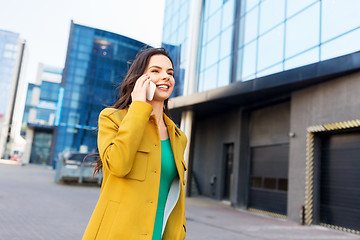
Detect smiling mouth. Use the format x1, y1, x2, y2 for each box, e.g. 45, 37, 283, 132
157, 85, 169, 89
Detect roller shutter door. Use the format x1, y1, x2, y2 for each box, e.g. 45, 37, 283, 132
248, 144, 289, 215
320, 132, 360, 231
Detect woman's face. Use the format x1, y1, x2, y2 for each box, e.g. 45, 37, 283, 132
144, 54, 175, 102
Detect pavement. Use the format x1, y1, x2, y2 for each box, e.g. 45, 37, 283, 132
0, 160, 359, 240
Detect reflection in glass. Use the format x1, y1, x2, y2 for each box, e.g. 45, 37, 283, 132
259, 0, 285, 35
321, 28, 360, 61
257, 24, 284, 71
218, 56, 231, 87
220, 26, 233, 59
284, 48, 318, 70
206, 37, 220, 68
286, 0, 317, 18
243, 7, 258, 45
203, 64, 218, 91
285, 3, 319, 58
207, 10, 222, 41
245, 0, 259, 13
240, 41, 257, 81
222, 0, 235, 30
321, 0, 360, 42
209, 0, 222, 16
256, 63, 282, 78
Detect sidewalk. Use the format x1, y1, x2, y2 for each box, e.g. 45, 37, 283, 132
0, 162, 358, 240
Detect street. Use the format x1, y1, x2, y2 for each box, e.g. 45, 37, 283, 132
0, 161, 358, 240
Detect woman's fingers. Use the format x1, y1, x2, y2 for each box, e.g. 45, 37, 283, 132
131, 74, 152, 102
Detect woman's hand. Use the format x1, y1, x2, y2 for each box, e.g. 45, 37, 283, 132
131, 74, 151, 102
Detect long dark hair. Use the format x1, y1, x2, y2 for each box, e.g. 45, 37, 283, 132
93, 47, 174, 176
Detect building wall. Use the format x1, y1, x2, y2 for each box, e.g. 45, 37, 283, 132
192, 109, 240, 199
288, 71, 360, 222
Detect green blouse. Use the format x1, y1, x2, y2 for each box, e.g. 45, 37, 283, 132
152, 138, 177, 240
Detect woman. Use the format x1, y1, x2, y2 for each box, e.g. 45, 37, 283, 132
82, 48, 188, 240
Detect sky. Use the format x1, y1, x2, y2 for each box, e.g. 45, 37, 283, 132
0, 0, 165, 83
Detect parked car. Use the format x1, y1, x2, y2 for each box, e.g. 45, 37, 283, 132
55, 152, 102, 185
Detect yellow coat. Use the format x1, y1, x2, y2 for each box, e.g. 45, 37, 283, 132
82, 101, 187, 240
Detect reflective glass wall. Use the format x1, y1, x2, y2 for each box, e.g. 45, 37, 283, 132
237, 0, 360, 81
0, 30, 20, 116
198, 0, 236, 91
162, 0, 191, 96
53, 23, 145, 165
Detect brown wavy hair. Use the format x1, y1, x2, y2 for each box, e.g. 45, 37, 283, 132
92, 47, 174, 176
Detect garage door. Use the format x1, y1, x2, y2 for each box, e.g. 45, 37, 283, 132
320, 132, 360, 231
248, 144, 289, 216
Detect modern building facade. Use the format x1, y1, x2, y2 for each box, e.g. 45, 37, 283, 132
21, 63, 62, 165
0, 29, 27, 159
163, 0, 360, 234
50, 21, 147, 167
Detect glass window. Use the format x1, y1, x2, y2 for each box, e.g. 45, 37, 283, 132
209, 0, 223, 16
284, 48, 319, 70
203, 64, 218, 91
285, 3, 320, 58
321, 0, 360, 42
198, 71, 205, 92
243, 7, 259, 45
321, 28, 360, 61
220, 26, 233, 59
222, 0, 235, 30
245, 0, 259, 13
207, 9, 222, 41
200, 45, 207, 71
286, 0, 317, 18
257, 24, 284, 71
205, 36, 220, 68
256, 63, 283, 78
239, 41, 257, 81
259, 0, 285, 35
218, 56, 231, 87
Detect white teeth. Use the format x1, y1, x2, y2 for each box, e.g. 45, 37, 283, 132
158, 85, 169, 89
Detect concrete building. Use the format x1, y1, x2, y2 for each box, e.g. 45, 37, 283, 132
162, 0, 360, 234
21, 64, 62, 165
0, 29, 27, 159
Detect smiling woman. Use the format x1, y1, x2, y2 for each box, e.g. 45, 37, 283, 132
82, 48, 188, 240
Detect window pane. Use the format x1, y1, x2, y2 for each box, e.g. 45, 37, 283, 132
220, 26, 233, 59
205, 36, 220, 68
243, 7, 259, 45
245, 0, 259, 12
259, 0, 285, 35
264, 177, 276, 189
218, 56, 231, 87
222, 0, 235, 30
321, 28, 360, 61
203, 64, 218, 91
287, 0, 317, 17
257, 24, 284, 71
257, 63, 282, 78
240, 41, 257, 80
284, 48, 319, 70
285, 3, 320, 58
322, 0, 360, 42
207, 10, 222, 41
209, 0, 222, 16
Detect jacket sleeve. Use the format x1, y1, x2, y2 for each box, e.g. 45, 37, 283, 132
97, 101, 153, 177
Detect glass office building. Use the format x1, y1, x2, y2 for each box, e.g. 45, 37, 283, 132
163, 0, 360, 235
21, 64, 62, 165
164, 0, 360, 93
0, 29, 27, 159
51, 22, 146, 166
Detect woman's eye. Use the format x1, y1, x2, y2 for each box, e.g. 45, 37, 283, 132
151, 70, 159, 73
168, 72, 174, 76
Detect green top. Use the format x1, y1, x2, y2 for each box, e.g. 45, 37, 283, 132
152, 138, 177, 240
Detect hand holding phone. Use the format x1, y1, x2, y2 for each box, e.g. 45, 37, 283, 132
146, 81, 156, 101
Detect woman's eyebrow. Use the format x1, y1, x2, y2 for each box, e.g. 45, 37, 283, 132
149, 65, 174, 71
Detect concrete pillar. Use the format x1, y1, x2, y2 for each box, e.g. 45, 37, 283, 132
180, 0, 203, 195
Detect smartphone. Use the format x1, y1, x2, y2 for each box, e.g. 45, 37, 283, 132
146, 81, 156, 101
